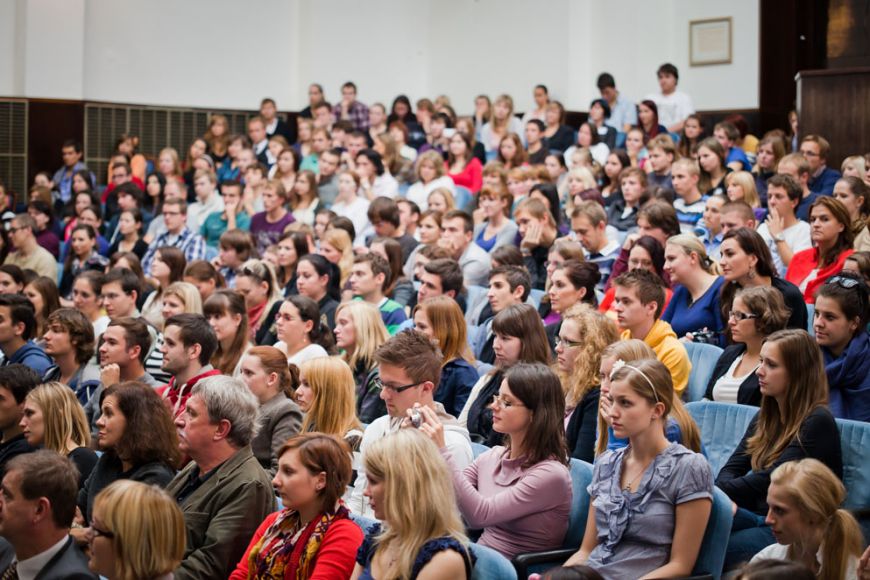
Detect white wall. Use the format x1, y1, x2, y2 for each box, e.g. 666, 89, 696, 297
2, 0, 759, 113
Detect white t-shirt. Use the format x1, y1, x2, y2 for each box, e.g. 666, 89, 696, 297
711, 353, 757, 403
405, 175, 456, 211
331, 196, 371, 246
645, 90, 695, 129
751, 542, 858, 579
757, 221, 812, 277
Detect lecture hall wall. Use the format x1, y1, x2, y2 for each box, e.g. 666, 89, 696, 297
0, 0, 759, 114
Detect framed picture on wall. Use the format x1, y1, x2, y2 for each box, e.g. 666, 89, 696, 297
690, 17, 732, 66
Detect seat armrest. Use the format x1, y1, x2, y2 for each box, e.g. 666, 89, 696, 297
512, 548, 577, 578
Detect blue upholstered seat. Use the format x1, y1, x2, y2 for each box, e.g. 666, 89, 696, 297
683, 342, 724, 403
685, 401, 759, 478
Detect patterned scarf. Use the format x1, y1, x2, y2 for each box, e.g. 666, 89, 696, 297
248, 504, 350, 580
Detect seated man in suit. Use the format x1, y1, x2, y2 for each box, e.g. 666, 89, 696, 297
0, 450, 96, 579
165, 374, 275, 580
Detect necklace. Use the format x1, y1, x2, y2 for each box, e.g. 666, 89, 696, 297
621, 447, 650, 492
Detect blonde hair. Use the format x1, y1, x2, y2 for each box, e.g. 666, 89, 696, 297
841, 155, 867, 177
363, 429, 469, 580
414, 296, 474, 364
321, 228, 354, 287
336, 301, 390, 372
770, 459, 863, 580
725, 171, 761, 209
158, 147, 181, 176
427, 187, 456, 211
163, 281, 203, 315
594, 340, 701, 455
26, 382, 90, 453
299, 356, 363, 436
491, 94, 515, 135
558, 304, 619, 407
93, 480, 186, 580
666, 233, 721, 275
415, 151, 446, 182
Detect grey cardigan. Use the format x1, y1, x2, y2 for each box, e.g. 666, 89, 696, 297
472, 219, 519, 254
251, 393, 303, 476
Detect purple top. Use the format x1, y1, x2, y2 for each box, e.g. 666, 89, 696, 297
441, 445, 571, 559
250, 211, 295, 254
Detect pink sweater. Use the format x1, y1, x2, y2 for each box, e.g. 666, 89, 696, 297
441, 445, 571, 559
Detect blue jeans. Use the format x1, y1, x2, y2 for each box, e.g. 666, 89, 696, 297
725, 507, 776, 570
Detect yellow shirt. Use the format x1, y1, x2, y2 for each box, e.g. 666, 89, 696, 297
621, 319, 691, 397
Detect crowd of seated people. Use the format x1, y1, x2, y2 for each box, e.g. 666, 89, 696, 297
0, 64, 869, 580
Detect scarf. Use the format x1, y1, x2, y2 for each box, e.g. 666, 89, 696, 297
248, 300, 270, 339
248, 504, 350, 580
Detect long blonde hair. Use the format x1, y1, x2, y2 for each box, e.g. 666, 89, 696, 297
666, 233, 721, 275
163, 281, 203, 315
770, 459, 863, 580
26, 382, 90, 453
299, 356, 362, 437
93, 480, 186, 580
363, 429, 469, 580
725, 171, 761, 209
322, 228, 354, 287
558, 304, 619, 407
595, 340, 701, 455
336, 301, 389, 372
747, 329, 829, 471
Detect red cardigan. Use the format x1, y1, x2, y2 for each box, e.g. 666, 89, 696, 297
785, 247, 853, 303
447, 157, 483, 193
230, 510, 363, 580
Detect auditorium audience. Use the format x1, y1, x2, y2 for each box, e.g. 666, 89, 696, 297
706, 286, 790, 406
716, 329, 842, 568
240, 346, 303, 475
565, 358, 713, 577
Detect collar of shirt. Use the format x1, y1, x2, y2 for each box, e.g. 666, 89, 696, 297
17, 535, 68, 580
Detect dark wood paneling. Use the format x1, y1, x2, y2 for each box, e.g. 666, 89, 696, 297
27, 99, 84, 184
797, 67, 870, 168
827, 0, 870, 68
759, 0, 828, 136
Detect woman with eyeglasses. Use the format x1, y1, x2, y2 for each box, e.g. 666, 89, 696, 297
417, 362, 572, 560
716, 329, 842, 568
706, 286, 790, 406
813, 271, 870, 422
564, 358, 713, 578
786, 197, 855, 303
459, 304, 552, 446
556, 304, 619, 463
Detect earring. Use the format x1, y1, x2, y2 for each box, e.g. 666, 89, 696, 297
748, 267, 756, 280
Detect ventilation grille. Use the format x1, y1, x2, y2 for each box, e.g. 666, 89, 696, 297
0, 100, 28, 204
85, 104, 255, 186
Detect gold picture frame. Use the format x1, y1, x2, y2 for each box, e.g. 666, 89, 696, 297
690, 17, 732, 66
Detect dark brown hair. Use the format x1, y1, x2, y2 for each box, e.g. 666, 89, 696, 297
375, 329, 444, 386
504, 363, 568, 468
491, 304, 552, 366
203, 290, 250, 375
102, 381, 181, 468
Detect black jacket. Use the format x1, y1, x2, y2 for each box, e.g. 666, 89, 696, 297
704, 344, 762, 406
566, 388, 601, 463
0, 535, 96, 579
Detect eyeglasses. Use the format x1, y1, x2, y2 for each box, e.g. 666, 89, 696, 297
374, 377, 422, 394
729, 311, 760, 321
8, 226, 27, 233
828, 275, 860, 289
491, 395, 525, 409
92, 525, 115, 539
554, 336, 583, 348
162, 211, 182, 217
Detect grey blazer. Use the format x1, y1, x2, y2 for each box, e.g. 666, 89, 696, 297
472, 219, 519, 254
251, 393, 303, 476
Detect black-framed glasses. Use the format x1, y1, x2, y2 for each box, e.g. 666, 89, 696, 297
491, 395, 525, 409
374, 377, 423, 394
828, 275, 860, 289
92, 525, 115, 539
554, 336, 583, 348
729, 311, 760, 321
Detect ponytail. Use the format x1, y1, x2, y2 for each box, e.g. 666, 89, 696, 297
818, 508, 863, 580
284, 363, 301, 399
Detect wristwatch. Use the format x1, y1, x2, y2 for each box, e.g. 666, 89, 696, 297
773, 233, 786, 243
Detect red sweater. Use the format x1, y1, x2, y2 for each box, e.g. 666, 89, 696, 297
785, 246, 853, 303
229, 510, 363, 580
447, 157, 483, 193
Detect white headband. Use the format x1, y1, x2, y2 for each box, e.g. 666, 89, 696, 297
610, 359, 660, 404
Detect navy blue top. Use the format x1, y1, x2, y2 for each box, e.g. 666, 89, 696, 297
474, 228, 498, 253
823, 330, 870, 422
356, 523, 473, 580
661, 277, 726, 343
436, 359, 478, 418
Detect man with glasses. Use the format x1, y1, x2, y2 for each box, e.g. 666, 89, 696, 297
141, 199, 207, 276
4, 214, 57, 281
349, 330, 472, 517
800, 134, 841, 196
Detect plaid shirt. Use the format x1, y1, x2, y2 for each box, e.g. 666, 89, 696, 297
333, 100, 370, 131
142, 227, 207, 275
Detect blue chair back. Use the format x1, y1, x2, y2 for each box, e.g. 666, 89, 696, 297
454, 186, 474, 212
470, 543, 517, 580
683, 342, 724, 402
691, 487, 734, 580
807, 303, 815, 335
465, 286, 488, 320
527, 289, 545, 310
686, 401, 759, 478
349, 511, 379, 536
471, 442, 490, 459
563, 459, 594, 549
836, 418, 870, 511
